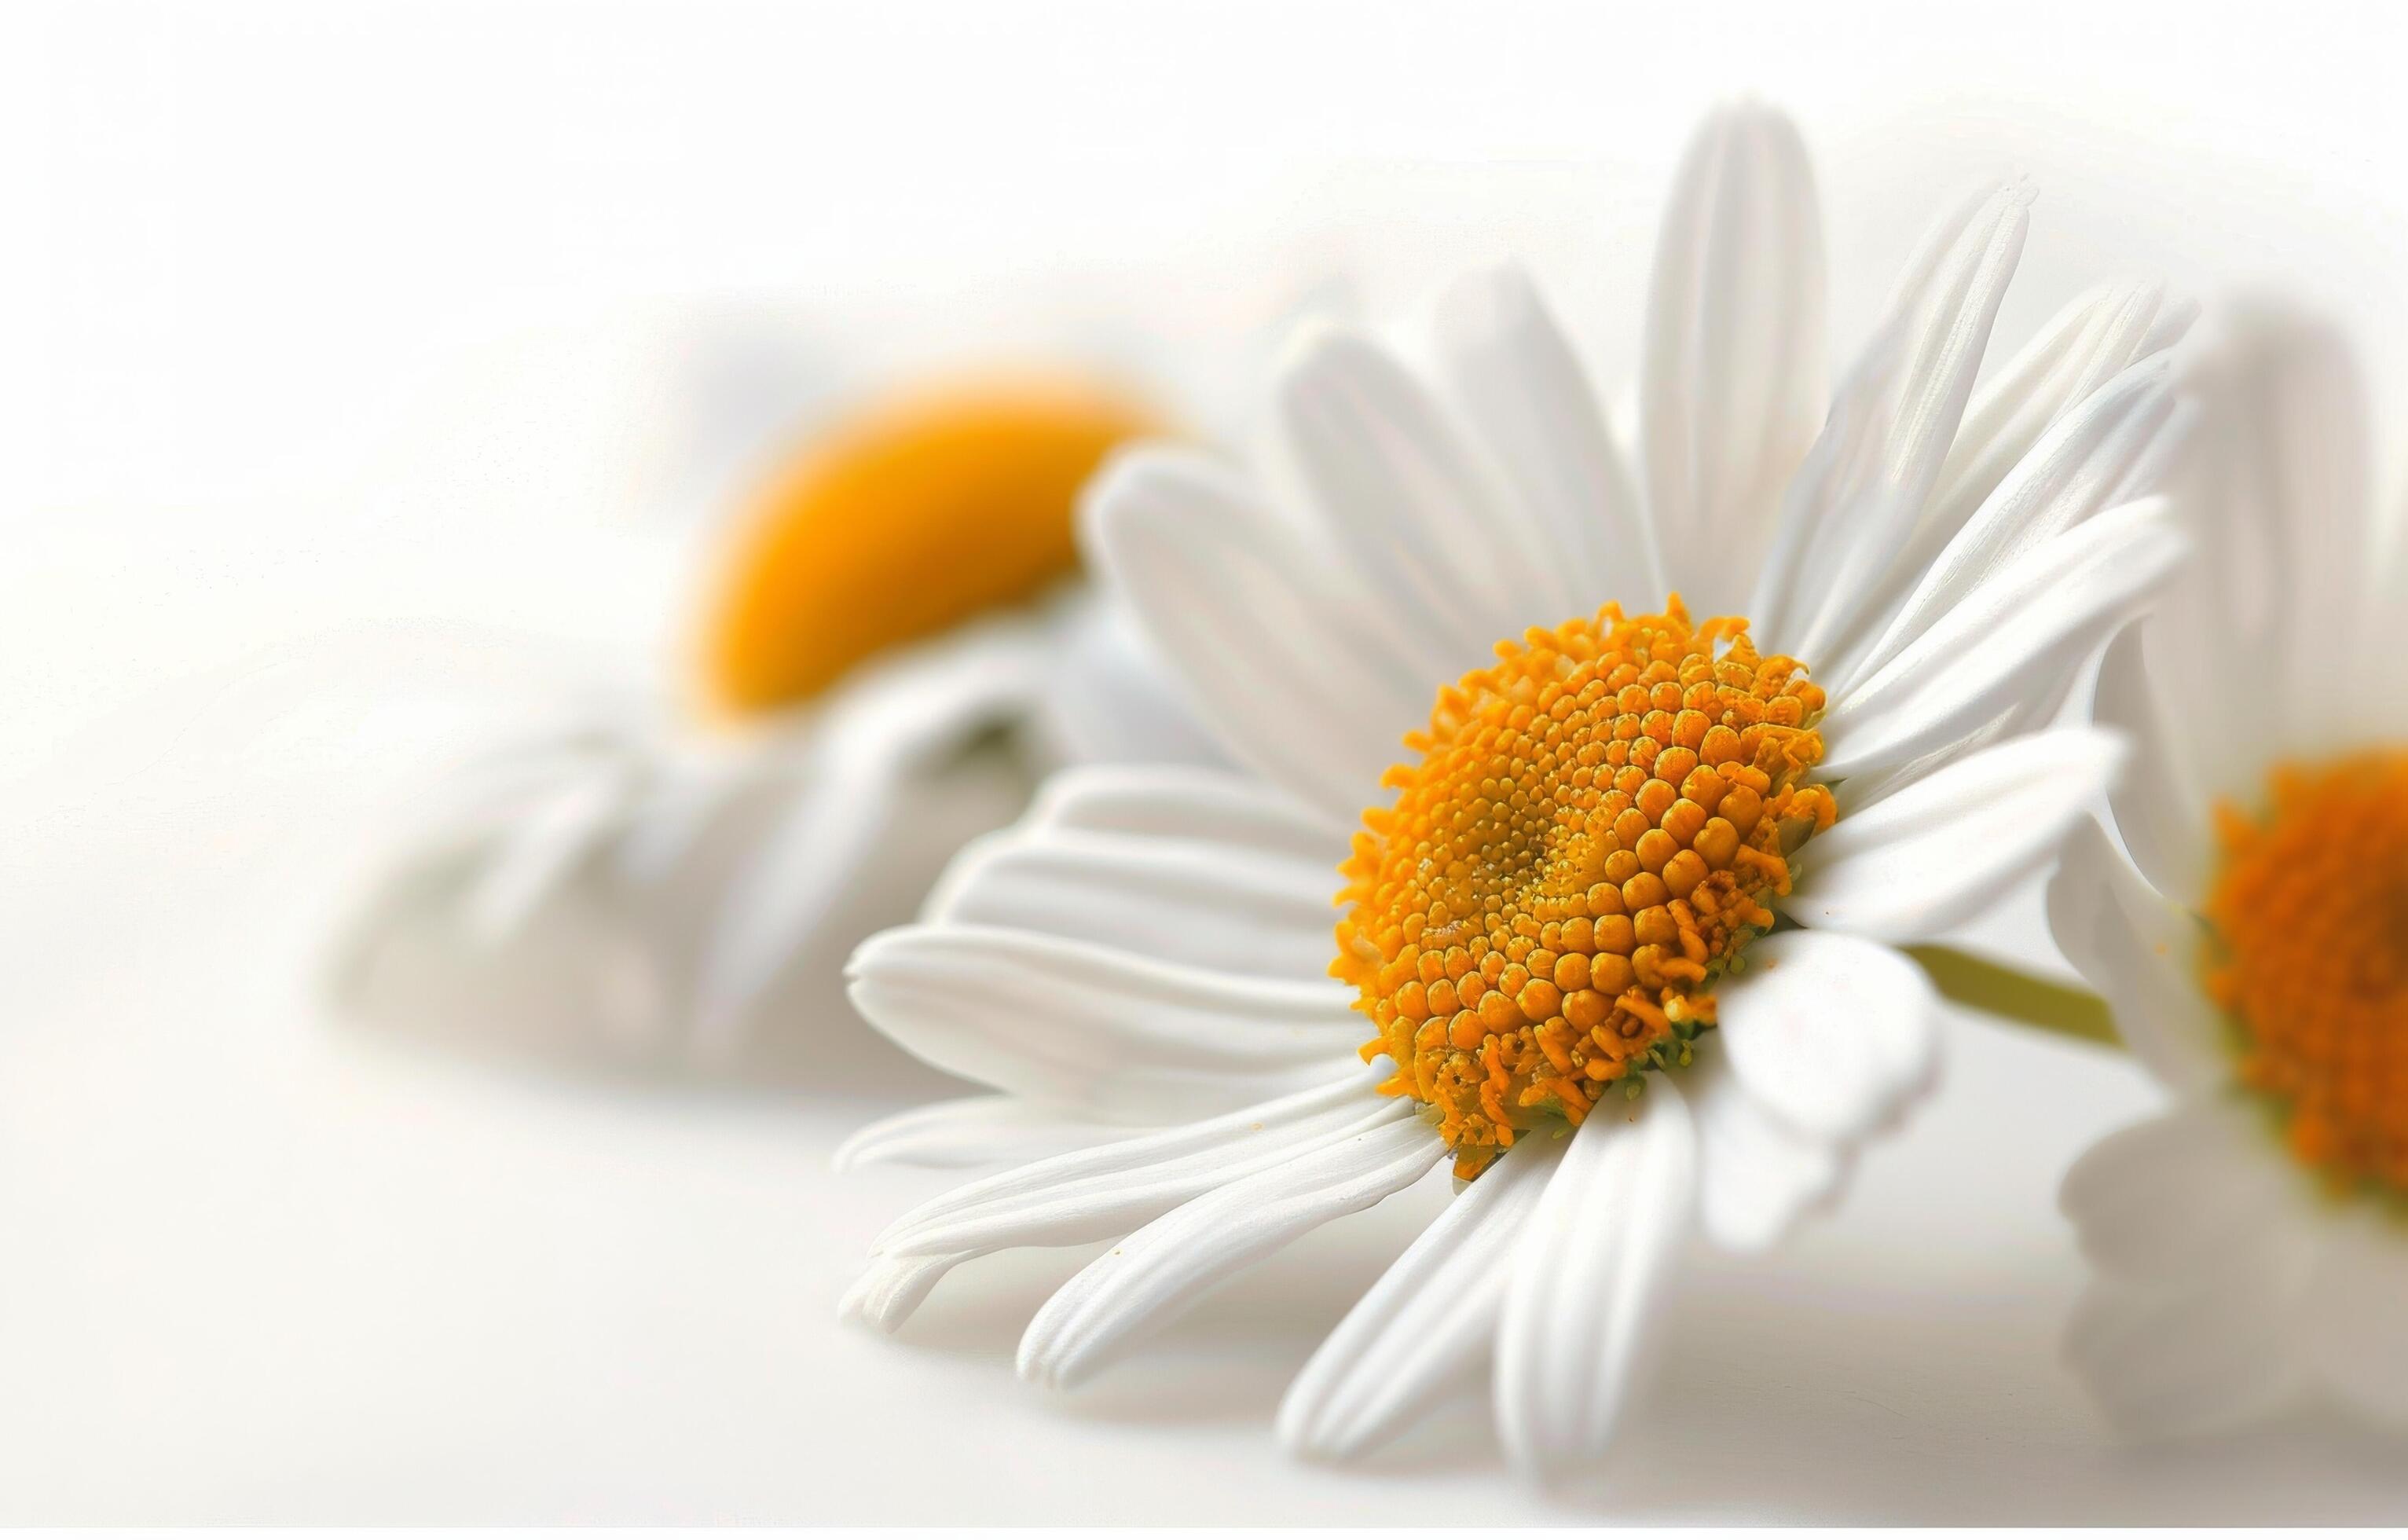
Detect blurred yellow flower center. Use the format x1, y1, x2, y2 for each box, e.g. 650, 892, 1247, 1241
700, 377, 1156, 714
2204, 751, 2408, 1196
1335, 600, 1834, 1180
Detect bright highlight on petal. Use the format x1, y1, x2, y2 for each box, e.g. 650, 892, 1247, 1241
1336, 600, 1834, 1177
2205, 751, 2408, 1195
701, 377, 1157, 713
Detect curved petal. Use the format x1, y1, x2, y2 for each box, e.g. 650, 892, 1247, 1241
832, 1096, 1126, 1172
1021, 761, 1350, 864
1494, 1076, 1698, 1478
2044, 818, 2224, 1094
1687, 1053, 1846, 1252
1753, 182, 2031, 663
1083, 446, 1431, 820
925, 826, 1336, 982
1640, 102, 1828, 617
2059, 1104, 2294, 1281
1794, 728, 2126, 944
1278, 1124, 1566, 1461
1816, 498, 2186, 781
1016, 1109, 1444, 1388
2090, 624, 2212, 907
841, 1250, 969, 1334
846, 924, 1361, 1123
1433, 261, 1657, 614
1713, 930, 1940, 1144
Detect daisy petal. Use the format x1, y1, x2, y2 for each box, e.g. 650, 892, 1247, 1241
1016, 1110, 1445, 1388
832, 1095, 1124, 1172
2300, 1216, 2408, 1427
1713, 930, 1939, 1143
2059, 1105, 2291, 1281
1754, 182, 2031, 663
924, 826, 1336, 981
1640, 102, 1827, 617
1021, 762, 1347, 864
1434, 261, 1656, 614
1278, 1126, 1567, 1461
464, 764, 629, 943
1816, 498, 2186, 782
1688, 1053, 1846, 1252
1494, 1076, 1698, 1478
1796, 728, 2127, 944
847, 925, 1360, 1123
871, 1070, 1390, 1260
1083, 446, 1435, 820
2090, 625, 2211, 905
2065, 1273, 2304, 1441
841, 1251, 968, 1333
2044, 817, 2225, 1093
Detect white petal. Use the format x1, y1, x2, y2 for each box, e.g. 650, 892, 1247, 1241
1024, 592, 1226, 768
2059, 1105, 2293, 1281
1016, 1109, 1444, 1388
463, 763, 631, 943
840, 1251, 967, 1334
1494, 1076, 1698, 1478
2090, 624, 2212, 906
1795, 728, 2126, 944
871, 1070, 1390, 1261
690, 622, 1051, 1051
846, 925, 1361, 1123
1754, 182, 2031, 663
924, 825, 1336, 982
1083, 446, 1432, 820
1640, 102, 1828, 618
832, 1096, 1125, 1172
2065, 1272, 2304, 1440
1817, 498, 2186, 781
1688, 1053, 1845, 1252
1713, 930, 1939, 1143
1021, 762, 1349, 865
2301, 1216, 2408, 1428
1831, 354, 2184, 696
2044, 817, 2225, 1093
1276, 325, 1535, 676
1432, 262, 1657, 614
1278, 1126, 1566, 1461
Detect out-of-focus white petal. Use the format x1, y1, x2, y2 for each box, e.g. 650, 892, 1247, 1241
2065, 1270, 2305, 1440
2090, 624, 2212, 906
1795, 728, 2125, 944
846, 925, 1360, 1122
1016, 1110, 1444, 1388
1687, 1053, 1847, 1252
1753, 182, 2031, 662
2301, 1216, 2408, 1428
1816, 499, 2186, 782
1083, 446, 1432, 821
1024, 592, 1226, 769
2045, 818, 2225, 1094
1639, 102, 1828, 618
1434, 261, 1657, 615
1279, 1124, 1565, 1462
2059, 1105, 2293, 1280
1494, 1076, 1697, 1478
1713, 930, 1939, 1143
832, 1096, 1126, 1172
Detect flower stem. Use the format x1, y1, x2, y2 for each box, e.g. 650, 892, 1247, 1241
1904, 944, 2123, 1050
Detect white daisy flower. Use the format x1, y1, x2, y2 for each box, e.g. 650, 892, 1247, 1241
2049, 302, 2408, 1440
332, 376, 1221, 1073
839, 103, 2197, 1476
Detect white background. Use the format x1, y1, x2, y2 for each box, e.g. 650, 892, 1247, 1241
6, 1, 2408, 1521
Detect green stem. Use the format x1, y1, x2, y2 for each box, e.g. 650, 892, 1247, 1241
1904, 944, 2124, 1050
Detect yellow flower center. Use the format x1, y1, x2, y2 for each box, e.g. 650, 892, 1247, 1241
698, 376, 1157, 715
1335, 600, 1834, 1180
2204, 751, 2408, 1197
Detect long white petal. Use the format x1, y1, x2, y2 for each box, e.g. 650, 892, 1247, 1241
847, 925, 1361, 1122
840, 1251, 969, 1334
1494, 1076, 1698, 1478
1433, 262, 1657, 614
1278, 1127, 1566, 1461
1712, 930, 1939, 1143
1687, 1052, 1847, 1252
2044, 818, 2225, 1094
1794, 728, 2125, 944
1640, 101, 1828, 618
1083, 446, 1433, 821
1817, 498, 2186, 782
1016, 1110, 1444, 1388
832, 1096, 1126, 1172
2089, 624, 2212, 906
1020, 761, 1350, 864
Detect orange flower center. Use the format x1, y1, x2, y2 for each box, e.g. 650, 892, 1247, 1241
1334, 599, 1834, 1180
2204, 751, 2408, 1197
698, 376, 1157, 715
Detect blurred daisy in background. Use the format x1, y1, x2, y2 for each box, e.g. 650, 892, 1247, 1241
839, 101, 2195, 1477
323, 291, 1343, 1076
2051, 304, 2408, 1440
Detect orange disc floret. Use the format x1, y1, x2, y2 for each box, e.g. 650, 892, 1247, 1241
2204, 751, 2408, 1197
698, 376, 1158, 716
1333, 598, 1834, 1179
